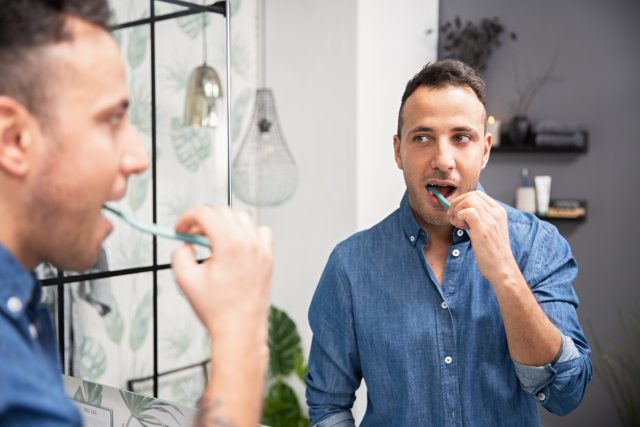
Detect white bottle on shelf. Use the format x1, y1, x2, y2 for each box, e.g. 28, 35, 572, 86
515, 168, 536, 213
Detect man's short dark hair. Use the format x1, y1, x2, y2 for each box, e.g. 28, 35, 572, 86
0, 0, 112, 124
396, 59, 487, 137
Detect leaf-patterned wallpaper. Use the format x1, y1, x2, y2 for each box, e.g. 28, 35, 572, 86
62, 0, 259, 409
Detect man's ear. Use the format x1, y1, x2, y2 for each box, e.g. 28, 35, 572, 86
480, 131, 492, 170
0, 96, 36, 177
393, 134, 403, 170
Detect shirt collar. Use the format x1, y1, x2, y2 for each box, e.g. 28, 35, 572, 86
400, 183, 486, 246
0, 244, 38, 318
400, 192, 424, 246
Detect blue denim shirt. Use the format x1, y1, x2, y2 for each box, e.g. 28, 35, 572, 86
0, 245, 82, 426
305, 192, 592, 427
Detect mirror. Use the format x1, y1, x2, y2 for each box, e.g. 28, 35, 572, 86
38, 0, 251, 409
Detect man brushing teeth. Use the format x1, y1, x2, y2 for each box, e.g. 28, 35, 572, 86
306, 60, 591, 426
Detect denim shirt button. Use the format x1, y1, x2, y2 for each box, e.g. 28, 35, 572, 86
537, 392, 546, 401
456, 229, 464, 237
452, 249, 461, 257
6, 296, 23, 314
29, 323, 38, 340
441, 301, 448, 309
409, 235, 415, 242
444, 356, 453, 364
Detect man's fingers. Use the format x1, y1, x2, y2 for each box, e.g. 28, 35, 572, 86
456, 207, 482, 230
235, 210, 257, 235
257, 226, 273, 252
175, 206, 242, 248
171, 243, 200, 290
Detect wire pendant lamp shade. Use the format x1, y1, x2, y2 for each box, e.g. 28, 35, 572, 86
231, 0, 298, 206
232, 88, 298, 206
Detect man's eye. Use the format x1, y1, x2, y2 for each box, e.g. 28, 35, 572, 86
109, 112, 125, 127
414, 135, 430, 143
454, 134, 471, 143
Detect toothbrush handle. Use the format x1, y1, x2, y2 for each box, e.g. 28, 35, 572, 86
175, 232, 210, 248
147, 223, 210, 248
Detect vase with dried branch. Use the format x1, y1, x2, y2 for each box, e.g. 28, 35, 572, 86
507, 52, 558, 145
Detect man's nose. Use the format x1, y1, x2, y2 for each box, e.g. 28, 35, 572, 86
122, 124, 149, 175
431, 140, 455, 171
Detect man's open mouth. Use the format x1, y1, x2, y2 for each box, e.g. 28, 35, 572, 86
426, 183, 457, 199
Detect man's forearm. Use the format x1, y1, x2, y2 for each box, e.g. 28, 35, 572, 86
196, 335, 269, 427
490, 257, 562, 366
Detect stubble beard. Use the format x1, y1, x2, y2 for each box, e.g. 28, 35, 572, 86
26, 154, 102, 272
408, 180, 478, 229
407, 184, 450, 228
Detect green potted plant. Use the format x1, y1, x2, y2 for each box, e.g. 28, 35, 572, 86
262, 306, 310, 427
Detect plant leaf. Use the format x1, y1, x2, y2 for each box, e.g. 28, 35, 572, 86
262, 380, 302, 427
170, 117, 212, 173
176, 13, 210, 39
128, 170, 150, 213
119, 390, 183, 425
104, 298, 124, 344
77, 337, 107, 381
268, 306, 302, 377
294, 349, 308, 383
127, 25, 148, 69
129, 289, 153, 352
84, 381, 104, 406
73, 386, 85, 402
128, 79, 152, 136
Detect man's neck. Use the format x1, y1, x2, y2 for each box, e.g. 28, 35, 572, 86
0, 207, 38, 270
421, 222, 453, 246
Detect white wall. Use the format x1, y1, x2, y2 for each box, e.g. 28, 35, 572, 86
261, 0, 437, 421
261, 0, 358, 357
356, 0, 439, 230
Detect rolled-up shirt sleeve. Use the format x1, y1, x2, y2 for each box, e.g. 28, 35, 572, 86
305, 248, 360, 426
515, 221, 593, 416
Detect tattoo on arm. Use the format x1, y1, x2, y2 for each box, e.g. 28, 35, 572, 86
196, 398, 237, 427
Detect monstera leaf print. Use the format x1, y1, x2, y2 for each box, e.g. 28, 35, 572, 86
120, 389, 184, 427
128, 169, 150, 213
127, 24, 148, 69
170, 117, 212, 173
128, 79, 152, 137
73, 381, 104, 407
129, 289, 152, 352
176, 12, 210, 39
103, 299, 124, 344
77, 337, 107, 381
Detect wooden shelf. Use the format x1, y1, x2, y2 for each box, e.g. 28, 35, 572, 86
535, 200, 587, 222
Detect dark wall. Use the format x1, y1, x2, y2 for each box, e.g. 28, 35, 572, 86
439, 0, 640, 425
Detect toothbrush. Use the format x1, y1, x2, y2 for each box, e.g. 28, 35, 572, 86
427, 185, 451, 209
102, 205, 210, 248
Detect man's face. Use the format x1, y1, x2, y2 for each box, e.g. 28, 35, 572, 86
394, 85, 491, 229
25, 18, 148, 270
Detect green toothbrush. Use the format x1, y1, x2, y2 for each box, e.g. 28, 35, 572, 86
102, 205, 210, 248
427, 185, 451, 209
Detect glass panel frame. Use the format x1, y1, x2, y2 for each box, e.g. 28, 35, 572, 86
52, 0, 231, 404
